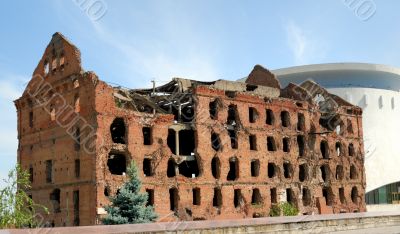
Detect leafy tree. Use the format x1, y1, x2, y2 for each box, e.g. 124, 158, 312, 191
0, 165, 48, 228
269, 202, 298, 217
102, 162, 158, 224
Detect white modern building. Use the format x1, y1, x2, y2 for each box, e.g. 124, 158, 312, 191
272, 63, 400, 206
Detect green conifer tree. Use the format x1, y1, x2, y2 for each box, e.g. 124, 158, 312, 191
102, 161, 158, 224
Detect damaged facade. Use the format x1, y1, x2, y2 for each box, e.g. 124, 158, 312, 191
15, 33, 366, 227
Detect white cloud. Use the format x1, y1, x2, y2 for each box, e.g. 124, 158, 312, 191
285, 21, 329, 65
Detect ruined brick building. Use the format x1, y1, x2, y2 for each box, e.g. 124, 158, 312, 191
15, 33, 366, 227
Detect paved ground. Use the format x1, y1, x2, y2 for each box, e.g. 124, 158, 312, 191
332, 225, 400, 234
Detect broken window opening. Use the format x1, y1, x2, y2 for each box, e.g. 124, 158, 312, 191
192, 188, 201, 205
73, 190, 80, 226
302, 187, 311, 206
45, 160, 53, 183
181, 101, 195, 123
167, 159, 176, 178
283, 162, 292, 179
249, 134, 257, 151
234, 189, 243, 208
44, 60, 49, 75
179, 130, 195, 155
336, 165, 344, 180
251, 159, 260, 177
211, 157, 220, 179
74, 94, 80, 113
320, 140, 329, 159
178, 159, 199, 178
339, 187, 345, 204
50, 188, 61, 213
286, 188, 295, 205
283, 137, 290, 153
74, 127, 81, 151
299, 164, 307, 182
227, 157, 239, 181
297, 113, 305, 131
347, 119, 354, 134
146, 189, 155, 206
322, 187, 333, 206
211, 132, 222, 151
104, 186, 110, 197
169, 188, 179, 211
228, 129, 238, 149
351, 187, 358, 203
297, 135, 305, 157
213, 188, 222, 207
209, 99, 220, 120
50, 106, 56, 121
249, 107, 258, 123
320, 164, 330, 182
336, 142, 342, 156
110, 118, 126, 144
143, 158, 154, 177
74, 159, 80, 178
227, 104, 239, 126
29, 165, 34, 183
348, 143, 355, 156
246, 84, 258, 91
268, 163, 277, 178
266, 109, 274, 125
267, 136, 277, 151
270, 188, 277, 204
350, 164, 358, 180
107, 153, 127, 175
251, 188, 262, 205
167, 129, 176, 154
29, 111, 34, 128
225, 91, 237, 98
142, 127, 153, 145
281, 111, 290, 127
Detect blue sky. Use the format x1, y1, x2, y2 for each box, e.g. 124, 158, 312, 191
1, 0, 400, 182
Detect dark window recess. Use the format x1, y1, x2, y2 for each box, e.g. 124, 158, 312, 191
283, 137, 290, 152
107, 153, 126, 175
267, 136, 277, 151
227, 158, 239, 181
266, 109, 274, 125
29, 166, 34, 183
178, 160, 199, 178
347, 119, 354, 134
336, 165, 344, 180
74, 159, 80, 178
251, 188, 262, 205
302, 188, 311, 206
268, 163, 277, 178
50, 189, 61, 213
228, 129, 238, 149
73, 190, 79, 226
281, 111, 290, 127
179, 130, 195, 155
251, 159, 260, 177
74, 127, 81, 151
213, 188, 222, 207
211, 157, 221, 179
299, 164, 307, 182
46, 160, 53, 183
29, 111, 34, 128
320, 164, 330, 182
351, 187, 358, 203
104, 186, 110, 197
143, 158, 154, 176
286, 188, 294, 204
146, 189, 154, 206
209, 99, 219, 120
169, 188, 179, 211
227, 104, 238, 126
350, 165, 358, 179
297, 135, 305, 157
167, 129, 176, 154
192, 188, 201, 205
249, 135, 257, 151
234, 189, 243, 208
283, 162, 292, 179
348, 143, 355, 156
297, 113, 305, 131
322, 187, 333, 206
339, 187, 345, 204
320, 140, 329, 159
142, 127, 152, 145
225, 91, 237, 98
249, 107, 258, 123
270, 188, 277, 204
246, 84, 258, 91
211, 132, 222, 151
336, 142, 342, 156
167, 159, 176, 177
110, 118, 126, 144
